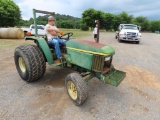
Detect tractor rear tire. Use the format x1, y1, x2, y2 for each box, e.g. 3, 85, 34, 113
65, 73, 88, 106
14, 45, 46, 82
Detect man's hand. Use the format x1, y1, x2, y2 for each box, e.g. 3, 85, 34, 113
59, 31, 63, 35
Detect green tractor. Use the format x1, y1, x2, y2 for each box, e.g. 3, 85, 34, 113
14, 9, 126, 106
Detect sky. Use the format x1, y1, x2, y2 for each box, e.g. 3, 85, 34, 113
13, 0, 160, 20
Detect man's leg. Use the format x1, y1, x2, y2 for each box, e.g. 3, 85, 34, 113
56, 38, 66, 46
94, 34, 97, 42
50, 38, 62, 59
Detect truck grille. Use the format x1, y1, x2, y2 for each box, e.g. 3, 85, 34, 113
127, 32, 137, 38
92, 55, 105, 72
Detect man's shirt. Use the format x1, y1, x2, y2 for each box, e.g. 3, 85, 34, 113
45, 24, 57, 40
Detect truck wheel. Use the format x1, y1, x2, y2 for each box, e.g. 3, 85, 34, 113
136, 41, 140, 44
118, 37, 121, 42
65, 73, 88, 106
115, 36, 117, 39
14, 45, 46, 82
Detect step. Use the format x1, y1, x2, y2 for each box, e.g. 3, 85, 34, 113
103, 69, 126, 87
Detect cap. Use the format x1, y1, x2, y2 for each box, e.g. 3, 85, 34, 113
48, 16, 55, 21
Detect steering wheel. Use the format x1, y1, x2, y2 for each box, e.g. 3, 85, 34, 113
59, 32, 73, 40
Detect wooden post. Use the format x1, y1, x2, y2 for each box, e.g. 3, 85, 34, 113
97, 20, 100, 43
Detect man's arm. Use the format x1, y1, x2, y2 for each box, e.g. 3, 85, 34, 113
46, 26, 60, 36
47, 26, 60, 33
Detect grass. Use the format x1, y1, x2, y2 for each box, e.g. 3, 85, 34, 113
59, 28, 91, 38
0, 39, 32, 49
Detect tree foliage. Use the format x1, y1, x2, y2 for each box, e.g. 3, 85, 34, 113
80, 23, 89, 31
82, 8, 98, 28
132, 16, 150, 31
0, 0, 21, 27
119, 11, 133, 24
150, 20, 160, 32
104, 13, 114, 30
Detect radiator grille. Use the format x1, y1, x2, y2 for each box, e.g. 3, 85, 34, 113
127, 32, 137, 38
92, 55, 105, 72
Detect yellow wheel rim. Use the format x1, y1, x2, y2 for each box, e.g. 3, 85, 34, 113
67, 81, 78, 100
18, 57, 26, 73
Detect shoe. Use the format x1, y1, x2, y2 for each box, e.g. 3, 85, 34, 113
59, 57, 64, 63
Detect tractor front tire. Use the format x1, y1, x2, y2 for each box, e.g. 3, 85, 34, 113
65, 73, 88, 106
14, 45, 46, 82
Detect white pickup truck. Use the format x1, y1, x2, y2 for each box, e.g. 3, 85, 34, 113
115, 24, 141, 44
21, 24, 46, 36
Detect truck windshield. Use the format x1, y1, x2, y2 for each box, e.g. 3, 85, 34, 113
31, 25, 44, 30
122, 26, 138, 30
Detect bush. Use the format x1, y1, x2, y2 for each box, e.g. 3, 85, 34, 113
80, 23, 89, 31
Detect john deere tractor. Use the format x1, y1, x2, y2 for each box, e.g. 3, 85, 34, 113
14, 9, 126, 105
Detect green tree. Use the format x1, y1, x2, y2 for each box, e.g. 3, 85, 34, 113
119, 11, 133, 24
104, 13, 114, 31
150, 20, 160, 32
80, 22, 89, 31
113, 15, 122, 31
74, 20, 81, 29
0, 0, 21, 27
132, 16, 150, 31
57, 20, 74, 28
82, 8, 97, 28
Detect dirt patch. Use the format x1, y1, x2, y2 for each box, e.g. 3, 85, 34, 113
125, 65, 160, 90
130, 104, 149, 113
30, 87, 69, 116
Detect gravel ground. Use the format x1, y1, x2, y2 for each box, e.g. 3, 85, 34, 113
0, 33, 160, 120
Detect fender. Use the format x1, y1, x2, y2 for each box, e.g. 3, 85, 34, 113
25, 36, 53, 65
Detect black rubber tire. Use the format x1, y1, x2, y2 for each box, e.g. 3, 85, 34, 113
136, 41, 140, 44
14, 45, 46, 82
118, 37, 121, 42
65, 73, 88, 106
115, 35, 117, 39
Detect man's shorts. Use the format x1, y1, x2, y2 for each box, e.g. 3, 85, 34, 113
94, 34, 97, 38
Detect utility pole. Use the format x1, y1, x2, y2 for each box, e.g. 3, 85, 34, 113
95, 20, 100, 43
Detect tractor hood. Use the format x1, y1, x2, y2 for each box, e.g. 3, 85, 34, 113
66, 40, 115, 56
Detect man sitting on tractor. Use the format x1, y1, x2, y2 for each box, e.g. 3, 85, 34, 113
45, 16, 66, 59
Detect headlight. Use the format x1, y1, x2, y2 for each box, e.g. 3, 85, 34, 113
138, 33, 141, 37
119, 32, 125, 37
105, 56, 111, 61
104, 56, 112, 68
120, 32, 124, 35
